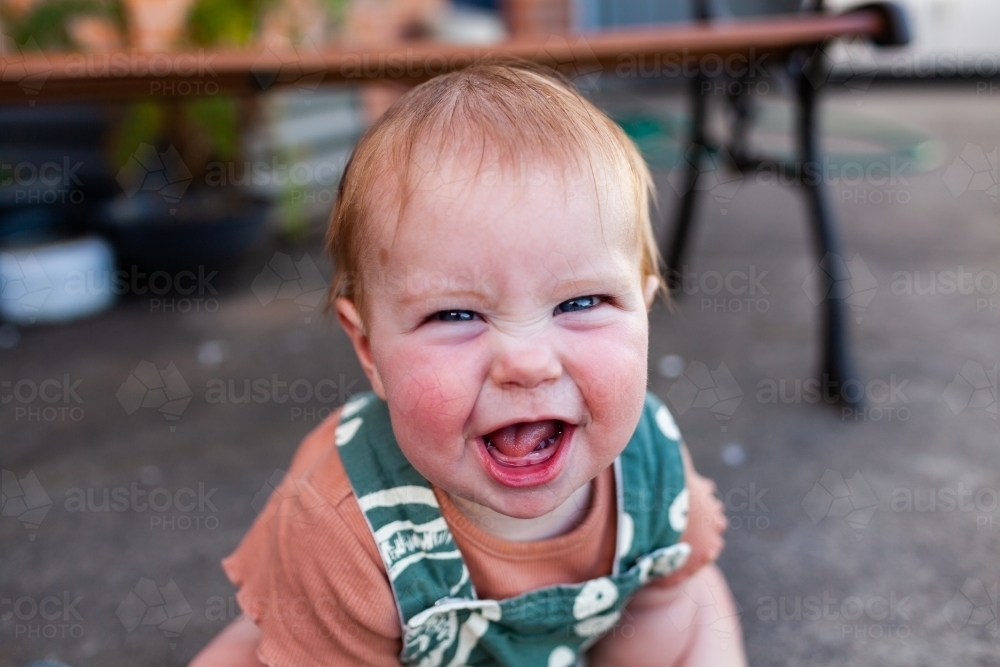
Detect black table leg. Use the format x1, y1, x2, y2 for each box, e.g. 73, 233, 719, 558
664, 72, 708, 291
797, 49, 862, 409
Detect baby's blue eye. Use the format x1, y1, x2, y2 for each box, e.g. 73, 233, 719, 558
434, 310, 477, 322
555, 296, 601, 313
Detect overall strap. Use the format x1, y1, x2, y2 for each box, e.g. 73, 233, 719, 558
335, 393, 476, 630
614, 393, 689, 574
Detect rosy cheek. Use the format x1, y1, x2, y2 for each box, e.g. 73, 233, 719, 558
567, 326, 648, 424
380, 341, 481, 439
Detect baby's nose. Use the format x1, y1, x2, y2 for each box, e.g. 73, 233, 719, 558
489, 342, 561, 389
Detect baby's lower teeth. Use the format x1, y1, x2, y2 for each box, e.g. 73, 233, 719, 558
534, 436, 556, 452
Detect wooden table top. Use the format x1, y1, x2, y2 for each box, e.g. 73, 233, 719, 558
0, 8, 888, 102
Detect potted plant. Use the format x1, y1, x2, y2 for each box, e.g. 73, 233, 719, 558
101, 0, 286, 269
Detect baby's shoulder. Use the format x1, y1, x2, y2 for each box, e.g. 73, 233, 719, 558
281, 403, 364, 507
254, 403, 384, 562
224, 404, 403, 653
229, 399, 390, 574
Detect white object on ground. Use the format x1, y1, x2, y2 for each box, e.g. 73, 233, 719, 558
1, 236, 116, 324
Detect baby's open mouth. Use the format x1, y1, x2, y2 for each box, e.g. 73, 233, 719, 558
483, 420, 564, 467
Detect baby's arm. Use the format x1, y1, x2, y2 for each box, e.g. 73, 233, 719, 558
659, 446, 726, 588
188, 615, 264, 667
588, 447, 747, 667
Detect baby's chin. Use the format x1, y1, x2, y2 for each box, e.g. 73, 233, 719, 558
484, 490, 571, 520
456, 472, 588, 521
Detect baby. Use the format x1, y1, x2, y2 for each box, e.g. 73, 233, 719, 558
192, 61, 746, 667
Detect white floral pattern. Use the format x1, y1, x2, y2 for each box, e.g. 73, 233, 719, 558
617, 511, 635, 558
650, 543, 692, 577
548, 646, 577, 667
669, 487, 689, 533
335, 417, 363, 446
403, 610, 458, 667
574, 610, 622, 637
654, 405, 681, 441
572, 577, 618, 620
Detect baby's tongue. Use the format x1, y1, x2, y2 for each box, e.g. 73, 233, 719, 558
486, 420, 560, 458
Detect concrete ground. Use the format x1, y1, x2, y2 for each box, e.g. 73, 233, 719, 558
2, 83, 998, 667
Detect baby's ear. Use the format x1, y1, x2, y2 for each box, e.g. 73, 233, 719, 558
334, 298, 387, 400
643, 274, 660, 310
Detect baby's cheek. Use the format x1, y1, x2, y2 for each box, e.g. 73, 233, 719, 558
570, 328, 648, 425
381, 345, 480, 437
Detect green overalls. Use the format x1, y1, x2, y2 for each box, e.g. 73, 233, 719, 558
336, 392, 689, 667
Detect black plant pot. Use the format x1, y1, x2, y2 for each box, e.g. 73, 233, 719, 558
99, 189, 272, 271
0, 103, 117, 233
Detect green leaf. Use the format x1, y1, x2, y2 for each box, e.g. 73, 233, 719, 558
187, 0, 264, 47
6, 0, 116, 49
184, 97, 239, 160
113, 101, 165, 171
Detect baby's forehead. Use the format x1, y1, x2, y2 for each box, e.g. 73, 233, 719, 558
358, 155, 640, 304
368, 160, 632, 278
412, 148, 602, 200
388, 137, 637, 231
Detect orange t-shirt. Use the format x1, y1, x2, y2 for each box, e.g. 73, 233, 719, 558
223, 409, 621, 666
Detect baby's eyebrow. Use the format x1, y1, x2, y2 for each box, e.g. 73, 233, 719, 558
547, 271, 635, 298
387, 261, 635, 310
396, 288, 493, 308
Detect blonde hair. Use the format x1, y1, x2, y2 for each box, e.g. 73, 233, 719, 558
325, 58, 664, 320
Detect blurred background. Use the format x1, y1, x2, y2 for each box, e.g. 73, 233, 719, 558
1, 0, 997, 665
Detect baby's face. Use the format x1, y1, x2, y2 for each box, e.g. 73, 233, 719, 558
339, 151, 656, 520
